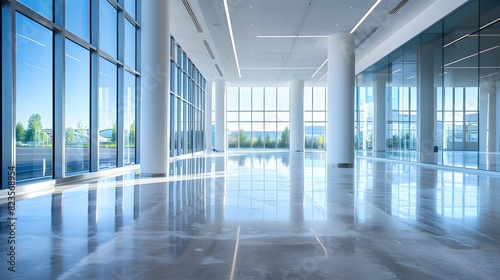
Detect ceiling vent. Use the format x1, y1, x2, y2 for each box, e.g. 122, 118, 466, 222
214, 64, 223, 77
356, 26, 379, 48
203, 40, 215, 59
182, 0, 203, 33
389, 0, 409, 15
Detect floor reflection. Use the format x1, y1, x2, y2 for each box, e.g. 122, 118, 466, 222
1, 152, 500, 279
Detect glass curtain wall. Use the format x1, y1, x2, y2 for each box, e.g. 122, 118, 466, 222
227, 87, 290, 149
356, 0, 500, 171
2, 0, 140, 184
169, 37, 207, 158
304, 87, 327, 150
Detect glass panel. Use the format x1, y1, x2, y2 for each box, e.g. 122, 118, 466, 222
65, 39, 90, 174
239, 122, 251, 148
98, 57, 117, 168
252, 122, 264, 148
252, 87, 264, 110
277, 123, 289, 148
18, 0, 53, 20
125, 0, 136, 19
252, 112, 264, 122
66, 0, 90, 42
227, 122, 239, 148
455, 88, 464, 110
312, 87, 326, 110
125, 20, 136, 69
100, 0, 117, 58
227, 112, 238, 121
465, 87, 477, 111
265, 112, 276, 122
16, 14, 53, 181
304, 87, 313, 111
240, 112, 251, 122
265, 87, 277, 110
277, 87, 289, 110
240, 87, 251, 110
227, 87, 239, 110
264, 122, 277, 149
277, 112, 289, 122
124, 71, 136, 165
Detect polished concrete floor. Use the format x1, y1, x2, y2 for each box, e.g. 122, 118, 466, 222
1, 151, 500, 279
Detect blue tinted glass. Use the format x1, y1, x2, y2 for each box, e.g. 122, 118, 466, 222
99, 0, 117, 57
15, 13, 53, 180
18, 0, 53, 20
65, 39, 90, 174
66, 0, 90, 41
125, 0, 136, 19
125, 20, 136, 69
124, 71, 136, 164
99, 57, 117, 168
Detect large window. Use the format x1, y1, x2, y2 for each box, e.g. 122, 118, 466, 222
98, 58, 117, 169
100, 0, 117, 58
356, 0, 499, 171
15, 14, 53, 181
124, 71, 136, 165
3, 0, 140, 186
65, 39, 90, 174
170, 37, 207, 158
304, 87, 327, 150
227, 87, 291, 149
66, 0, 90, 42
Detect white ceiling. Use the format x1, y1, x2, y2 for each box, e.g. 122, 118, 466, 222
170, 0, 469, 87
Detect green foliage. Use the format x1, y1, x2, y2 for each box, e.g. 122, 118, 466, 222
128, 122, 136, 146
111, 123, 117, 143
16, 122, 26, 143
265, 134, 276, 148
65, 127, 76, 142
228, 131, 238, 148
25, 113, 43, 142
277, 126, 290, 148
254, 134, 264, 148
239, 129, 250, 147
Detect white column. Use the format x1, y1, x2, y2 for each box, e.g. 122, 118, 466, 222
205, 81, 213, 151
417, 44, 436, 163
479, 83, 489, 153
214, 80, 226, 152
327, 33, 355, 167
290, 79, 305, 152
140, 0, 170, 176
488, 81, 500, 152
373, 77, 386, 153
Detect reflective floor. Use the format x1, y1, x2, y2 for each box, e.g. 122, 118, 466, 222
1, 151, 500, 279
356, 149, 500, 171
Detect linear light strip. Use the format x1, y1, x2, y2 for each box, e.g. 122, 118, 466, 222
241, 67, 317, 70
480, 72, 498, 79
350, 0, 382, 34
444, 17, 500, 48
444, 45, 499, 67
311, 59, 328, 78
256, 35, 329, 38
223, 0, 241, 78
